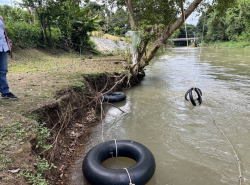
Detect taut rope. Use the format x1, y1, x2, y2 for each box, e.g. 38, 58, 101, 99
204, 103, 244, 184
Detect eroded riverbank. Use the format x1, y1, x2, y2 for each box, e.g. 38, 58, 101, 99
70, 47, 250, 185
0, 48, 132, 185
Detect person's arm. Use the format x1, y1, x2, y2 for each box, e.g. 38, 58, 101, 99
4, 31, 12, 58
0, 16, 12, 57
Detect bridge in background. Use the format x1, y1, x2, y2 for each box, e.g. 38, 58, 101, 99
169, 37, 199, 42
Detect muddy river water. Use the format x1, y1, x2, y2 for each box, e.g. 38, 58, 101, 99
70, 47, 250, 185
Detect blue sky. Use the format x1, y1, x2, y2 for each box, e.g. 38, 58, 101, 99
0, 0, 19, 6
0, 0, 11, 5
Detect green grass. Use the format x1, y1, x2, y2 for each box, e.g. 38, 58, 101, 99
0, 121, 30, 150
0, 119, 33, 172
20, 157, 56, 185
1, 47, 129, 184
0, 155, 13, 170
205, 41, 250, 48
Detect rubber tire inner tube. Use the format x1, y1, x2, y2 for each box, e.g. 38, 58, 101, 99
82, 140, 156, 185
185, 87, 202, 106
103, 92, 126, 102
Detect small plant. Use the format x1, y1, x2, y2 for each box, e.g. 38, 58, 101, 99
20, 157, 56, 185
35, 156, 57, 174
0, 122, 29, 146
115, 48, 132, 64
40, 95, 49, 99
113, 27, 125, 36
21, 170, 48, 185
69, 80, 86, 93
34, 123, 52, 150
27, 113, 41, 121
16, 127, 29, 142
0, 155, 13, 170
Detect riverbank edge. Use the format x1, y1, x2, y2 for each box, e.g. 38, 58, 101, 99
35, 73, 138, 185
0, 46, 140, 184
203, 40, 250, 48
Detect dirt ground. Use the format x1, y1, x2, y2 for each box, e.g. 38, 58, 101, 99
0, 48, 131, 185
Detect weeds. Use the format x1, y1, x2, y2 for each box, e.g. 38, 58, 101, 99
35, 156, 57, 174
68, 80, 87, 93
27, 113, 41, 121
21, 171, 48, 185
20, 157, 56, 185
33, 122, 52, 150
0, 155, 13, 170
0, 122, 29, 151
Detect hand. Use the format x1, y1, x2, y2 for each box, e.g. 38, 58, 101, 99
7, 38, 12, 52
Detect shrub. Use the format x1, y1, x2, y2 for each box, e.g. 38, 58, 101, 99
6, 21, 43, 48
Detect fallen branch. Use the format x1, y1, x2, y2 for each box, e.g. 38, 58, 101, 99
102, 102, 126, 113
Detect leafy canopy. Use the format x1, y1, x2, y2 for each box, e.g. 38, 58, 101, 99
100, 0, 238, 29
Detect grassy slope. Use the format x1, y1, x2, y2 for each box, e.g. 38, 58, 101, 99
0, 48, 129, 184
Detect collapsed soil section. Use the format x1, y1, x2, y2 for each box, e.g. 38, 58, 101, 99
0, 48, 136, 185
28, 73, 134, 185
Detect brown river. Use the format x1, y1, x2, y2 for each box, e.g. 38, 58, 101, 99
70, 47, 250, 185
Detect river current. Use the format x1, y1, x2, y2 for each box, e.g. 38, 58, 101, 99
71, 47, 250, 185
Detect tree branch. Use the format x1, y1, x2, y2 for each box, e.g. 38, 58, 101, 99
125, 0, 136, 28
146, 0, 203, 62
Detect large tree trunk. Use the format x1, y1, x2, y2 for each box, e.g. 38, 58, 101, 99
132, 0, 203, 76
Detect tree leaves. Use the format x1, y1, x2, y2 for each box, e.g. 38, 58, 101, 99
197, 1, 250, 42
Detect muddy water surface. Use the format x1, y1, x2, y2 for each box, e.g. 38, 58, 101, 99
70, 47, 250, 185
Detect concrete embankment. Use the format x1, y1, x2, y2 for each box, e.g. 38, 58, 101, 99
90, 37, 131, 54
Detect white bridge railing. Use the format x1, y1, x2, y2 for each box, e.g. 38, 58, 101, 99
169, 37, 199, 41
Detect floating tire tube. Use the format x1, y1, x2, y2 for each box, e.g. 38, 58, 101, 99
103, 92, 126, 102
82, 140, 156, 185
185, 87, 202, 106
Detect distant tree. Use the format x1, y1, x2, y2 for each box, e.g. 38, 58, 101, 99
54, 1, 100, 50
225, 6, 244, 40
204, 10, 227, 41
19, 0, 56, 44
16, 0, 100, 50
196, 12, 208, 39
108, 8, 130, 35
174, 24, 196, 46
197, 0, 250, 42
99, 0, 238, 77
85, 1, 106, 29
0, 5, 34, 23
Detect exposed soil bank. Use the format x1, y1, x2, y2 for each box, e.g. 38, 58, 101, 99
31, 73, 136, 185
0, 48, 136, 185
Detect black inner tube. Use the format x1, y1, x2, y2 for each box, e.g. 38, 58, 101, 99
82, 140, 156, 185
103, 92, 126, 102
